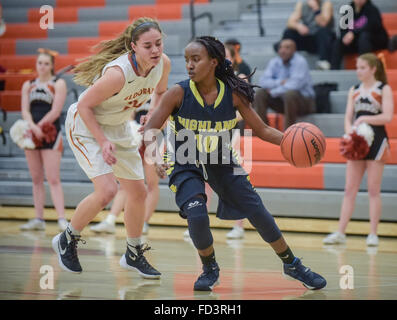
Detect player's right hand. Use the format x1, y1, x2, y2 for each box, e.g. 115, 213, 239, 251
101, 140, 117, 165
155, 163, 169, 179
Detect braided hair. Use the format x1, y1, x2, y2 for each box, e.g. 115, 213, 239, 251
192, 36, 257, 103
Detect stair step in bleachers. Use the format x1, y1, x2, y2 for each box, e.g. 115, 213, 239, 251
1, 0, 396, 227
1, 182, 395, 221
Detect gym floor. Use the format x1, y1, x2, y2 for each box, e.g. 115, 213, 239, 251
0, 219, 396, 300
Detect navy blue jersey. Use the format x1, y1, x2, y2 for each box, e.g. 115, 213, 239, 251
166, 78, 239, 165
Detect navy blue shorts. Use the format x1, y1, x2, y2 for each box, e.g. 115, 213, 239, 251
168, 162, 266, 220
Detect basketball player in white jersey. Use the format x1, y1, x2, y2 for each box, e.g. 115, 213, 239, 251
52, 17, 171, 278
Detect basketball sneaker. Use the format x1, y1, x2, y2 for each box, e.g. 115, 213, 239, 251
366, 234, 379, 246
323, 231, 346, 244
52, 228, 85, 273
119, 243, 161, 279
283, 257, 327, 290
20, 218, 45, 231
226, 226, 244, 239
90, 220, 115, 234
194, 261, 220, 291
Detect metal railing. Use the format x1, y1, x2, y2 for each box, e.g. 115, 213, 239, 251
256, 0, 265, 37
189, 0, 213, 41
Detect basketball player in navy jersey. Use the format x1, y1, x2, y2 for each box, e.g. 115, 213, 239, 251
142, 36, 326, 291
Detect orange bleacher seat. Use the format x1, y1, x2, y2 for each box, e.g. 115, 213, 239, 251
241, 136, 397, 164
243, 161, 324, 189
1, 23, 47, 39
386, 115, 397, 138
387, 70, 397, 91
28, 7, 79, 23
55, 0, 105, 7
155, 0, 208, 4
0, 40, 16, 55
382, 13, 397, 31
0, 56, 37, 71
98, 21, 130, 37
0, 55, 85, 73
0, 74, 35, 91
0, 91, 21, 111
344, 50, 397, 70
129, 4, 183, 21
68, 37, 111, 55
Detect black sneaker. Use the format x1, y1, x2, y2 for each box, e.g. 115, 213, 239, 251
52, 229, 85, 273
283, 257, 327, 290
194, 261, 220, 291
119, 243, 161, 279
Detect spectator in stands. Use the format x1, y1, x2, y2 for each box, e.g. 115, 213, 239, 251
253, 38, 315, 130
19, 49, 68, 232
279, 0, 335, 70
225, 38, 252, 82
331, 0, 389, 70
323, 53, 394, 246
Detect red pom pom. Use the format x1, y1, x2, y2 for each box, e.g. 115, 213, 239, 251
339, 131, 370, 160
41, 122, 57, 144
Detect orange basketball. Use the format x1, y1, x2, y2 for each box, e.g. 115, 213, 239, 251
280, 122, 326, 168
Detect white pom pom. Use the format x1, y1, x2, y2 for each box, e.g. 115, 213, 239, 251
9, 119, 35, 149
355, 123, 374, 147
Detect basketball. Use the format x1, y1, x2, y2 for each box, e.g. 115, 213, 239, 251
280, 122, 326, 168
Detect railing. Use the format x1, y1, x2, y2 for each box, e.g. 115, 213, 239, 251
189, 0, 213, 41
256, 0, 265, 37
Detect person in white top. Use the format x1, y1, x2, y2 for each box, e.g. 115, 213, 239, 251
323, 53, 394, 247
52, 17, 171, 278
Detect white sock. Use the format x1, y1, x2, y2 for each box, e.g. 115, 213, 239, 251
105, 214, 116, 225
127, 237, 141, 255
67, 223, 80, 236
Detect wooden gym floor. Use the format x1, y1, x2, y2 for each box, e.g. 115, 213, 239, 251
0, 207, 396, 300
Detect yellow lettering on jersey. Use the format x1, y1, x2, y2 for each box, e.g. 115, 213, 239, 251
189, 119, 197, 131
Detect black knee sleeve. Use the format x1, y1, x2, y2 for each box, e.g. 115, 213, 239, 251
182, 196, 213, 250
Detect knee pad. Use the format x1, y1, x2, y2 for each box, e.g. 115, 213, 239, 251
182, 196, 213, 250
248, 206, 282, 243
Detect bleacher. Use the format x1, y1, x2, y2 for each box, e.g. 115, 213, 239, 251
0, 0, 396, 228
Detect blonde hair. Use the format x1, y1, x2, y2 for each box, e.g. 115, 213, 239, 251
73, 17, 162, 87
358, 53, 388, 84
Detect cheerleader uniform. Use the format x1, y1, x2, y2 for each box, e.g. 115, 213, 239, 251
28, 76, 63, 151
352, 81, 390, 161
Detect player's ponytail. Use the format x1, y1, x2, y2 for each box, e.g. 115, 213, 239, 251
73, 17, 162, 87
193, 36, 257, 103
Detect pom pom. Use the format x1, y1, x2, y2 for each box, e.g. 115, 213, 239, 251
355, 122, 374, 147
340, 131, 370, 160
9, 119, 35, 149
41, 122, 57, 144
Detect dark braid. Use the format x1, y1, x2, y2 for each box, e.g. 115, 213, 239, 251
193, 36, 257, 103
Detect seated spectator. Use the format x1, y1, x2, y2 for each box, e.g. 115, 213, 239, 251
279, 0, 335, 70
253, 39, 315, 130
331, 0, 389, 70
225, 38, 252, 82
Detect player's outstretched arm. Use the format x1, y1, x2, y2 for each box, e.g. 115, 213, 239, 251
234, 92, 283, 146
